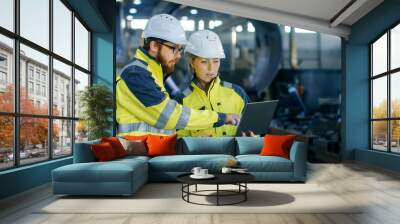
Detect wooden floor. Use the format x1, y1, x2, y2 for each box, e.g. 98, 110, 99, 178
1, 162, 400, 224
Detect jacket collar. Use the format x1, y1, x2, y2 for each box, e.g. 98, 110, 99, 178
135, 47, 161, 66
192, 76, 221, 94
135, 47, 164, 85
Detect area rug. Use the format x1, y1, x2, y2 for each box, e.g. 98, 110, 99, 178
37, 183, 362, 214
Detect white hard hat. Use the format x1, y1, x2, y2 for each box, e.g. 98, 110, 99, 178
143, 14, 187, 45
185, 30, 225, 59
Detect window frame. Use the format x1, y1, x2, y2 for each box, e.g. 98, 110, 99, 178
369, 20, 400, 154
0, 0, 92, 171
0, 71, 7, 85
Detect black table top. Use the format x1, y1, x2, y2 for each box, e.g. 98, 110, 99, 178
177, 172, 255, 185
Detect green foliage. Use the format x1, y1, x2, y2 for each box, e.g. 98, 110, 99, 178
79, 84, 113, 140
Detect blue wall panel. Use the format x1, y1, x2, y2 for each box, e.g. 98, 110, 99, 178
343, 0, 400, 171
342, 44, 369, 159
355, 149, 400, 172
0, 158, 72, 199
92, 32, 114, 136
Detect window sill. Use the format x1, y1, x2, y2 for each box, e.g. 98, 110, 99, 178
355, 148, 400, 172
0, 156, 72, 176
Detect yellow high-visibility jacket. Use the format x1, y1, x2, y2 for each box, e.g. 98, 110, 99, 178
116, 47, 226, 136
177, 76, 249, 137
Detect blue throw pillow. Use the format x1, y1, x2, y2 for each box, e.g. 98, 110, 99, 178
235, 137, 263, 155
180, 137, 235, 155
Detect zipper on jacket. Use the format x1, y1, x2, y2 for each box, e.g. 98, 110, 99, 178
207, 80, 218, 135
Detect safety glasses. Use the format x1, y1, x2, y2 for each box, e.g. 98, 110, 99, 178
158, 42, 184, 55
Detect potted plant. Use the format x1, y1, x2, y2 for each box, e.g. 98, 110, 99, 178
79, 84, 113, 140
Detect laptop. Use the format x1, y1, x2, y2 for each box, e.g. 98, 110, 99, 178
235, 100, 279, 136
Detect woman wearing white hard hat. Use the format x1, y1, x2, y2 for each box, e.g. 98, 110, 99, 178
177, 30, 251, 137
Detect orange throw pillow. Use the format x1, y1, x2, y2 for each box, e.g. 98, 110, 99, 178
124, 135, 149, 141
259, 134, 296, 159
101, 137, 126, 158
146, 134, 177, 157
91, 142, 117, 162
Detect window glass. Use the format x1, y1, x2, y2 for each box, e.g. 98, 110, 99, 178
0, 35, 14, 113
74, 69, 89, 118
74, 18, 89, 70
20, 44, 49, 115
53, 59, 72, 116
372, 77, 387, 119
53, 119, 72, 157
372, 34, 387, 76
20, 117, 49, 165
20, 0, 49, 49
53, 0, 72, 60
372, 121, 388, 152
0, 116, 14, 170
0, 0, 14, 32
391, 24, 400, 70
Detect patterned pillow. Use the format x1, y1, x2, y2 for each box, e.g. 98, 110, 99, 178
119, 138, 147, 156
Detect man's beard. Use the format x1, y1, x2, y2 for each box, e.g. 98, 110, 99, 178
156, 51, 175, 75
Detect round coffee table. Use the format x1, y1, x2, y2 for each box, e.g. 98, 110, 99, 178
177, 172, 255, 206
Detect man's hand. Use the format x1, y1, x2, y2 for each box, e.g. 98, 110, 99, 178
241, 131, 256, 137
224, 114, 241, 126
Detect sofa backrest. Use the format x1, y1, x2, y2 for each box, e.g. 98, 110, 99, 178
178, 137, 235, 155
235, 137, 263, 155
73, 139, 100, 163
74, 136, 268, 161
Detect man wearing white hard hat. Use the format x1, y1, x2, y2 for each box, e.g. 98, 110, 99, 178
116, 14, 240, 136
177, 30, 251, 137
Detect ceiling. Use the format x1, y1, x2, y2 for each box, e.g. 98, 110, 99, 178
165, 0, 384, 38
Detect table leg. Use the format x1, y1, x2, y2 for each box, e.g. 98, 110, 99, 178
245, 183, 247, 201
217, 184, 219, 206
187, 184, 190, 202
195, 184, 197, 192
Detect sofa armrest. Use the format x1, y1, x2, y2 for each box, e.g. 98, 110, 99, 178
73, 140, 100, 163
289, 141, 307, 181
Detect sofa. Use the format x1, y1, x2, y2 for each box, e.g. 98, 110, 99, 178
52, 137, 307, 196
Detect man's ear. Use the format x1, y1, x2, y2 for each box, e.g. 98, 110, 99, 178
149, 40, 160, 53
